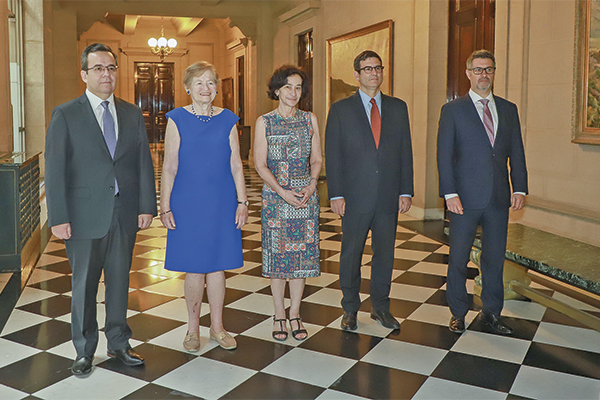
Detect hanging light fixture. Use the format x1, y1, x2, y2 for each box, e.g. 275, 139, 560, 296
148, 17, 177, 61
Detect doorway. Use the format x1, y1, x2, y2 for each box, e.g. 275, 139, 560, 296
134, 62, 175, 143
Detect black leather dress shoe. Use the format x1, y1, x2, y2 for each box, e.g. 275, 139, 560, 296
449, 316, 465, 333
107, 347, 145, 366
72, 356, 93, 377
341, 312, 358, 331
370, 310, 401, 330
482, 312, 513, 335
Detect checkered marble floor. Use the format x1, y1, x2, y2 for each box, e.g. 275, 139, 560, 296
2, 165, 600, 400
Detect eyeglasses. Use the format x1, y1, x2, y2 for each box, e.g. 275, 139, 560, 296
469, 67, 496, 75
358, 65, 384, 74
86, 65, 118, 74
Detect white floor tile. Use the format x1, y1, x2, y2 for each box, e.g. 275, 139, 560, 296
226, 292, 286, 316
136, 237, 167, 248
408, 234, 441, 244
135, 248, 166, 261
36, 254, 68, 267
451, 330, 531, 364
148, 325, 219, 355
263, 348, 356, 387
306, 272, 339, 287
413, 376, 506, 400
0, 338, 41, 368
325, 253, 340, 262
320, 241, 342, 251
142, 278, 185, 297
552, 292, 600, 312
304, 287, 367, 308
241, 224, 261, 232
408, 261, 448, 277
139, 227, 167, 237
32, 365, 147, 400
243, 232, 262, 241
225, 274, 270, 292
362, 339, 448, 375
501, 299, 547, 321
315, 389, 370, 400
241, 317, 324, 347
319, 231, 337, 240
26, 269, 64, 285
153, 357, 256, 400
15, 287, 58, 307
0, 383, 28, 400
510, 365, 600, 400
533, 322, 600, 354
145, 298, 202, 322
41, 241, 66, 252
389, 283, 437, 303
0, 309, 51, 336
393, 248, 431, 261
435, 245, 450, 254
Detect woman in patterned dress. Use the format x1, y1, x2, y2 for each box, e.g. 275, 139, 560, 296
254, 65, 321, 341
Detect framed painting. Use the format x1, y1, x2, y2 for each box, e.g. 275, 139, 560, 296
573, 0, 600, 145
326, 20, 394, 110
221, 77, 234, 113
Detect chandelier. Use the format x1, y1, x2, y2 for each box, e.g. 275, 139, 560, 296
148, 17, 177, 61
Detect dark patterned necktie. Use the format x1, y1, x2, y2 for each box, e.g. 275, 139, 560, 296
370, 98, 381, 149
101, 101, 118, 194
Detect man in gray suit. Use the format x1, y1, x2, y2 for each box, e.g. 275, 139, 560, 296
325, 50, 414, 331
45, 43, 157, 377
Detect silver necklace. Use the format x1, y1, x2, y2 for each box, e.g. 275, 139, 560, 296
191, 104, 214, 123
277, 108, 298, 121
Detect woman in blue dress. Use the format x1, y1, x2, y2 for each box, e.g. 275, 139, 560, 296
254, 65, 322, 341
160, 62, 248, 352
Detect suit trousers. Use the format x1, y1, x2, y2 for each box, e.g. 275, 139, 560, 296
447, 202, 509, 318
340, 203, 398, 313
65, 196, 136, 357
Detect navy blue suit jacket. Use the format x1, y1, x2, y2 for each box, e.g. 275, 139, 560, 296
437, 95, 527, 209
325, 91, 414, 214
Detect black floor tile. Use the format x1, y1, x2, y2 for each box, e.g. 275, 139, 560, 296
425, 289, 482, 311
200, 308, 269, 334
398, 241, 442, 252
17, 295, 72, 318
45, 249, 68, 258
506, 394, 535, 400
423, 253, 449, 264
221, 371, 324, 399
319, 225, 342, 233
522, 341, 600, 380
241, 230, 256, 238
432, 351, 520, 392
128, 313, 185, 342
28, 275, 72, 294
129, 271, 168, 289
541, 307, 591, 329
358, 297, 422, 319
295, 302, 342, 326
257, 284, 322, 300
327, 278, 370, 294
392, 259, 420, 270
135, 234, 155, 243
127, 290, 178, 312
98, 342, 195, 382
396, 232, 418, 241
37, 260, 72, 274
387, 320, 460, 350
393, 271, 446, 288
123, 383, 202, 399
242, 239, 261, 250
2, 319, 72, 350
243, 251, 263, 263
325, 233, 343, 241
331, 360, 427, 400
319, 249, 338, 261
240, 266, 263, 277
467, 313, 539, 341
202, 335, 292, 370
0, 352, 73, 394
319, 260, 340, 273
299, 327, 382, 360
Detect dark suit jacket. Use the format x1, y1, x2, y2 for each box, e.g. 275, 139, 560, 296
45, 94, 157, 239
325, 91, 414, 214
437, 95, 528, 209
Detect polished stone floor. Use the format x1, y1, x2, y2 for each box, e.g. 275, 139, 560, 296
1, 164, 600, 399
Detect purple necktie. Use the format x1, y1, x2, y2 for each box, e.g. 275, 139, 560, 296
480, 99, 494, 146
101, 101, 119, 194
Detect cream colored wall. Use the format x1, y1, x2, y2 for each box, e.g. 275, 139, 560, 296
271, 0, 448, 218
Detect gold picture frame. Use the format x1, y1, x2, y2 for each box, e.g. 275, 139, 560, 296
326, 20, 394, 110
573, 0, 600, 145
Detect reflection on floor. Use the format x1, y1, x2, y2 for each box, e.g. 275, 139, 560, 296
1, 164, 600, 399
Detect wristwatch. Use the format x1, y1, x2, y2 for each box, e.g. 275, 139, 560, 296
238, 200, 249, 206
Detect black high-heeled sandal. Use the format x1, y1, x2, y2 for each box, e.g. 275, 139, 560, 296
289, 317, 308, 341
272, 317, 288, 341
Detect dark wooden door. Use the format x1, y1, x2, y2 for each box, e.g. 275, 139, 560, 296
298, 30, 313, 112
135, 62, 175, 143
447, 0, 495, 101
236, 56, 245, 126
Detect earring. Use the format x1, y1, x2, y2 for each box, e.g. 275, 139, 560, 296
186, 90, 190, 95
216, 91, 218, 94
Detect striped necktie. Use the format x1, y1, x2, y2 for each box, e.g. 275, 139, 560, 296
480, 99, 495, 146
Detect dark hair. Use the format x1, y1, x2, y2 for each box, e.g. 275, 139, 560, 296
466, 49, 495, 69
81, 43, 118, 71
267, 65, 309, 100
353, 50, 383, 72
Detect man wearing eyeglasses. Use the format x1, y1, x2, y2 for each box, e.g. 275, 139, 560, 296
326, 50, 414, 331
45, 43, 156, 377
437, 50, 528, 335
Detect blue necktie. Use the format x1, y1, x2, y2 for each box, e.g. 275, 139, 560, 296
101, 101, 119, 194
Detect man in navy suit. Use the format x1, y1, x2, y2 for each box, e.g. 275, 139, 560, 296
437, 50, 527, 335
326, 50, 414, 331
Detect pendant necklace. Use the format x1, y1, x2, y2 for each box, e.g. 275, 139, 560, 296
191, 104, 214, 123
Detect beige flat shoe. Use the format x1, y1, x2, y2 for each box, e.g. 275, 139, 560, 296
210, 327, 237, 350
183, 331, 200, 352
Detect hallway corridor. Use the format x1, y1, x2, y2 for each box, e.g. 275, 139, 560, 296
1, 165, 600, 399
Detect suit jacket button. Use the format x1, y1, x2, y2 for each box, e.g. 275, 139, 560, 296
109, 186, 114, 190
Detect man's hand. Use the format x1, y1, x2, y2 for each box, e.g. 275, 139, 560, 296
138, 214, 153, 229
399, 197, 412, 214
511, 193, 525, 211
331, 198, 346, 217
446, 196, 463, 215
51, 223, 72, 240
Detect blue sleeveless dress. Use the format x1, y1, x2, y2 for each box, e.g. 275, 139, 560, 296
164, 107, 242, 273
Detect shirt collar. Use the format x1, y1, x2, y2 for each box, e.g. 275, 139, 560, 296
85, 89, 115, 110
468, 89, 494, 104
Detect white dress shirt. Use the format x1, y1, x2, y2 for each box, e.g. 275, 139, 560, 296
85, 89, 119, 140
